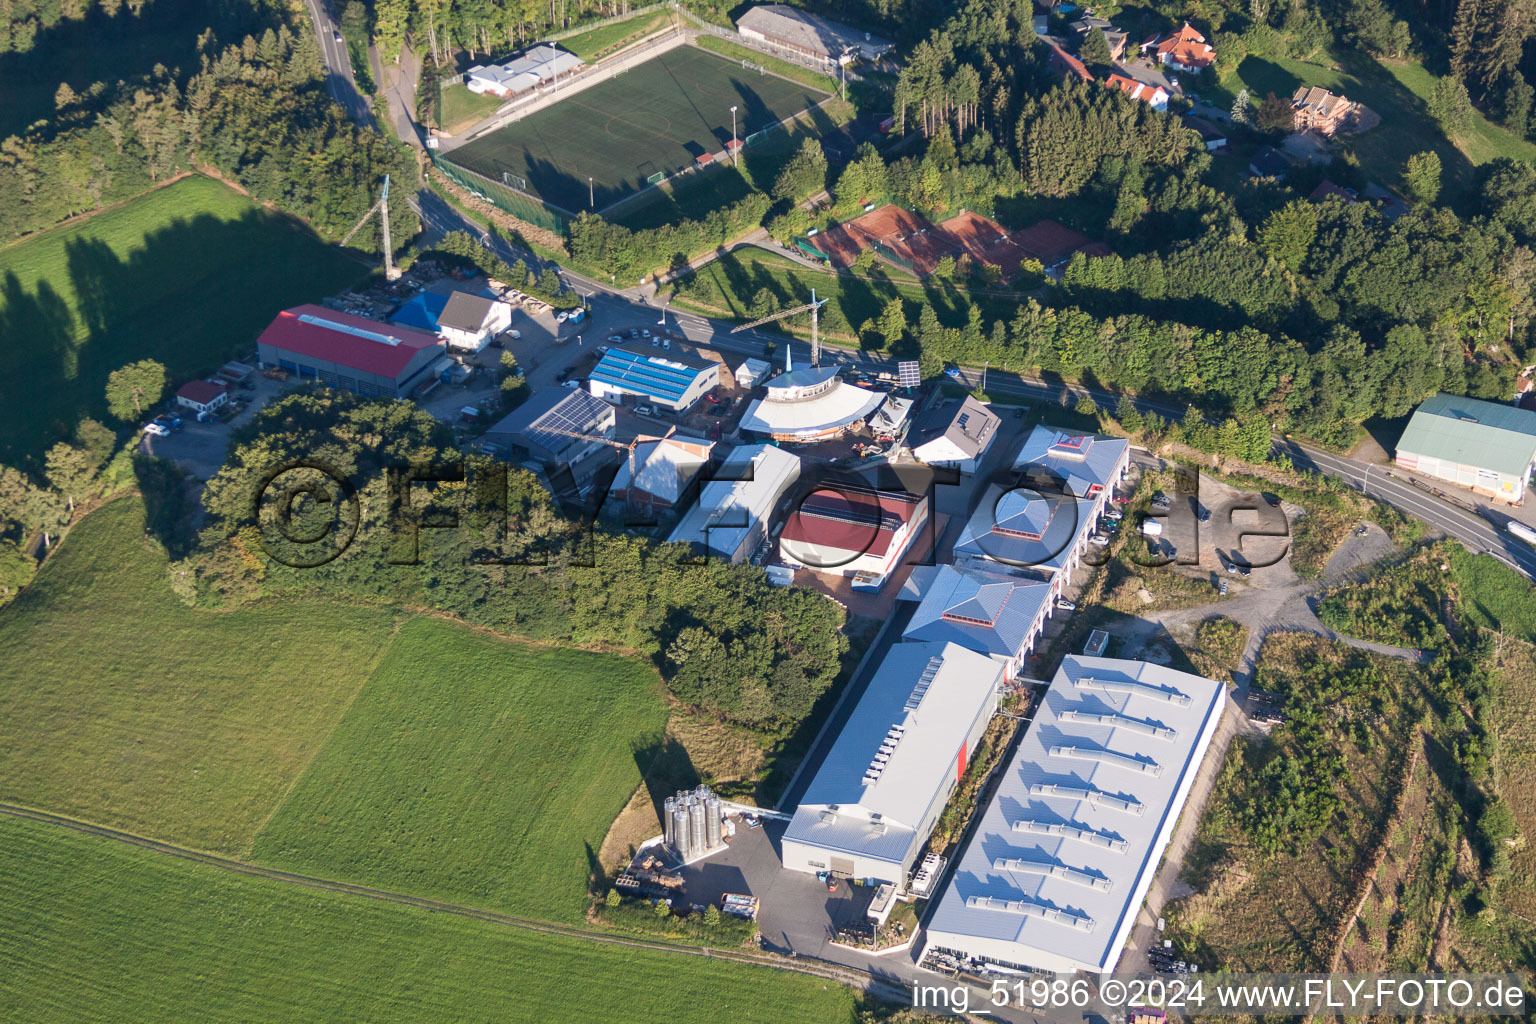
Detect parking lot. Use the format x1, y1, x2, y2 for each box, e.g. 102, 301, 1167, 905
140, 373, 288, 481
677, 819, 881, 958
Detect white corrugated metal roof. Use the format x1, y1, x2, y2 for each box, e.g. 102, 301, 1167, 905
667, 444, 799, 558
785, 641, 1003, 868
924, 656, 1225, 973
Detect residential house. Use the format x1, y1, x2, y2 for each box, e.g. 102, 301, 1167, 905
1248, 145, 1290, 179
1139, 22, 1214, 71
175, 379, 230, 417
1291, 86, 1355, 135
908, 396, 1001, 474
1069, 16, 1127, 60
1104, 73, 1169, 111
436, 291, 513, 352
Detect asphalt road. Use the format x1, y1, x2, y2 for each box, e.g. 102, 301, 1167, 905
304, 0, 376, 126
411, 124, 1536, 588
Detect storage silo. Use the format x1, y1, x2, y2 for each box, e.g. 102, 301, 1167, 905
705, 794, 723, 849
688, 799, 707, 858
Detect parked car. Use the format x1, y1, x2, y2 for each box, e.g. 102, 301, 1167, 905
944, 366, 962, 378
143, 421, 169, 437
1056, 598, 1076, 611
1197, 505, 1211, 523
556, 311, 569, 323
1151, 492, 1172, 510
1219, 578, 1229, 596
1262, 492, 1281, 507
608, 335, 623, 343
562, 379, 580, 389
635, 404, 656, 417
640, 328, 651, 338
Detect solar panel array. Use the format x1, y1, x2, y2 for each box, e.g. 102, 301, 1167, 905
525, 390, 613, 452
898, 360, 921, 387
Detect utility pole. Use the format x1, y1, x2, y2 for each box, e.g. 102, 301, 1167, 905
589, 175, 595, 209
730, 105, 739, 165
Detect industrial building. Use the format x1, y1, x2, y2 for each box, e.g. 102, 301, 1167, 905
907, 396, 1001, 474
1013, 426, 1130, 506
953, 487, 1100, 588
480, 388, 616, 465
668, 444, 800, 564
738, 360, 884, 441
609, 433, 714, 511
899, 563, 1054, 682
436, 291, 512, 352
1394, 393, 1536, 504
778, 482, 929, 589
256, 305, 445, 399
782, 641, 1004, 884
465, 43, 583, 97
735, 4, 894, 65
923, 656, 1225, 974
588, 345, 721, 413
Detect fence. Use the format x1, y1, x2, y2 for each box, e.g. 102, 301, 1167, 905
430, 152, 573, 234
542, 0, 675, 43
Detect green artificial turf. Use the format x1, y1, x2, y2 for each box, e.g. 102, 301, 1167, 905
445, 45, 828, 213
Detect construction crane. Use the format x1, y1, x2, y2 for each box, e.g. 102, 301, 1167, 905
340, 174, 400, 281
730, 288, 829, 366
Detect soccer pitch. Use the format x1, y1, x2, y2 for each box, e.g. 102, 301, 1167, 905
445, 45, 829, 214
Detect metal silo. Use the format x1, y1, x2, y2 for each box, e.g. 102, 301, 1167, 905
705, 794, 723, 849
688, 799, 706, 858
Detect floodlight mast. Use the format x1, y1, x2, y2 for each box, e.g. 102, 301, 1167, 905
729, 289, 829, 366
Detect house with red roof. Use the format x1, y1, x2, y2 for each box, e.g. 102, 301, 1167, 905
778, 483, 930, 591
1139, 22, 1214, 71
174, 378, 230, 417
255, 305, 446, 399
1105, 73, 1169, 111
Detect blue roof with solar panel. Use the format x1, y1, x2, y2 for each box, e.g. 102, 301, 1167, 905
589, 345, 715, 402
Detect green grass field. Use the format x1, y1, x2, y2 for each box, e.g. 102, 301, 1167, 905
559, 9, 676, 60
0, 498, 400, 854
0, 174, 363, 462
0, 815, 858, 1024
1216, 49, 1536, 201
445, 45, 829, 213
439, 82, 506, 132
251, 616, 668, 923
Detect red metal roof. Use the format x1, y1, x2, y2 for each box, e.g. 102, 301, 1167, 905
780, 487, 921, 557
256, 304, 441, 379
176, 379, 228, 405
